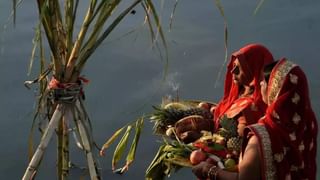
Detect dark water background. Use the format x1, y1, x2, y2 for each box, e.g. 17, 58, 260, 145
0, 0, 319, 179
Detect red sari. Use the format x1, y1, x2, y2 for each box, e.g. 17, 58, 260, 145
214, 44, 274, 129
245, 59, 318, 180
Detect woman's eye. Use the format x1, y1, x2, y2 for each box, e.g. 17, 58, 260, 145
232, 65, 240, 75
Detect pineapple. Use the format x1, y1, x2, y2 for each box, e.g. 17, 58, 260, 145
216, 128, 233, 141
216, 115, 238, 140
226, 137, 242, 152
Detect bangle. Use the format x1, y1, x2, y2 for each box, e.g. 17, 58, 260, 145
207, 165, 221, 180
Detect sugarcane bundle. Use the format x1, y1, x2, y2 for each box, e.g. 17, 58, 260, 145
19, 0, 167, 179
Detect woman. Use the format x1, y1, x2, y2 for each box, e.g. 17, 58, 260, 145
176, 43, 274, 142
192, 59, 318, 180
213, 43, 274, 134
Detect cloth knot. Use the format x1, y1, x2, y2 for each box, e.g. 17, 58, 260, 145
48, 76, 89, 103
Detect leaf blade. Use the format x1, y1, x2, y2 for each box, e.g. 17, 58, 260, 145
112, 125, 132, 170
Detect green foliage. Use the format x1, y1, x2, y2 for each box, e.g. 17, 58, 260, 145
219, 115, 237, 136
145, 140, 194, 180
100, 117, 145, 174
18, 0, 168, 179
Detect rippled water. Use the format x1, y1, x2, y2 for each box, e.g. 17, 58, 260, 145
0, 0, 319, 179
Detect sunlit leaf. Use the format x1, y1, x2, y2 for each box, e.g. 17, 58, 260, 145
77, 0, 141, 71
28, 24, 41, 76
145, 145, 166, 177
124, 117, 144, 169
112, 125, 132, 170
169, 0, 179, 31
254, 0, 266, 15
100, 126, 125, 154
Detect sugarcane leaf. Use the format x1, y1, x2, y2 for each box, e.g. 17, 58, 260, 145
77, 0, 141, 71
145, 156, 167, 180
144, 0, 168, 80
112, 125, 132, 170
213, 0, 229, 88
78, 99, 94, 131
145, 144, 166, 175
27, 112, 39, 161
36, 0, 66, 75
12, 0, 16, 26
145, 0, 166, 48
146, 162, 166, 180
254, 0, 266, 15
82, 0, 121, 52
169, 0, 179, 31
125, 117, 144, 167
101, 126, 125, 153
141, 2, 155, 45
214, 0, 225, 17
28, 24, 41, 76
64, 0, 98, 80
27, 29, 48, 159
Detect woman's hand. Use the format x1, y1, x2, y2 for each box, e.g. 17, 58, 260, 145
192, 161, 213, 179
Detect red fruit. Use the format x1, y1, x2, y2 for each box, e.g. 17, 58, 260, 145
190, 149, 207, 165
198, 102, 210, 110
210, 106, 216, 115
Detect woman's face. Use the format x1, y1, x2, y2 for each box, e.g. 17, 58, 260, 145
231, 58, 250, 86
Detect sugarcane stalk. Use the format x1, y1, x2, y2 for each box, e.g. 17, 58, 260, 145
22, 104, 65, 180
65, 0, 98, 82
64, 0, 75, 59
74, 101, 100, 180
57, 112, 70, 180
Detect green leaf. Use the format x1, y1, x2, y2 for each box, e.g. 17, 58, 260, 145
112, 125, 132, 170
125, 117, 144, 166
169, 0, 179, 31
77, 0, 142, 71
145, 145, 166, 175
28, 23, 41, 76
81, 0, 122, 56
254, 0, 266, 15
101, 126, 125, 152
214, 0, 225, 18
146, 155, 167, 180
213, 0, 229, 88
145, 0, 168, 80
13, 0, 16, 26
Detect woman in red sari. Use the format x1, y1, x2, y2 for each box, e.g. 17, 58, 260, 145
213, 43, 274, 134
192, 59, 318, 180
176, 43, 274, 142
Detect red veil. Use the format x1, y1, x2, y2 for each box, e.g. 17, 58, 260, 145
248, 59, 318, 180
214, 44, 274, 129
